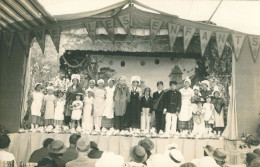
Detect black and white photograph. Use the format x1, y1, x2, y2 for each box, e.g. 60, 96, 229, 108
0, 0, 260, 167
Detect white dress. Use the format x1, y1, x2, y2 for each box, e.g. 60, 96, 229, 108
103, 86, 115, 119
71, 100, 83, 120
31, 92, 44, 116
44, 95, 56, 119
82, 97, 94, 130
179, 87, 194, 121
192, 106, 206, 134
203, 103, 215, 122
94, 88, 106, 117
54, 98, 66, 120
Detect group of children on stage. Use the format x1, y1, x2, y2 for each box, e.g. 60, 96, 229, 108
29, 74, 226, 136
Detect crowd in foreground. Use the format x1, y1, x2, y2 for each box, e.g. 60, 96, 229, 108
1, 133, 260, 167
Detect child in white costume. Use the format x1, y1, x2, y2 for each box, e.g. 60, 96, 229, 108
54, 90, 66, 128
103, 78, 115, 119
192, 99, 205, 135
203, 96, 215, 134
82, 91, 94, 131
43, 86, 56, 126
71, 93, 83, 129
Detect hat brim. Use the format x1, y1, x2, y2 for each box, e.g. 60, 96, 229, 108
130, 148, 147, 163
48, 145, 67, 154
138, 140, 154, 151
203, 147, 226, 162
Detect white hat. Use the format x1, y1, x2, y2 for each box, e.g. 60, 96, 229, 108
212, 85, 220, 96
71, 74, 80, 82
193, 85, 200, 91
97, 79, 105, 85
46, 86, 54, 90
184, 77, 191, 85
191, 156, 220, 167
147, 154, 171, 167
165, 149, 185, 166
89, 79, 96, 84
95, 152, 124, 167
165, 143, 179, 151
131, 76, 141, 85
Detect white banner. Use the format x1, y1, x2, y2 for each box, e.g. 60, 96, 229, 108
150, 19, 163, 42
183, 26, 196, 52
199, 30, 212, 56
232, 34, 245, 60
216, 32, 228, 58
168, 23, 180, 51
248, 35, 260, 62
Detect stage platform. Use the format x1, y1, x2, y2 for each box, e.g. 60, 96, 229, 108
7, 133, 246, 166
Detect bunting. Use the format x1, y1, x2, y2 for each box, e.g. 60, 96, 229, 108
248, 35, 260, 62
101, 18, 114, 41
2, 32, 14, 57
183, 26, 196, 52
48, 28, 61, 53
232, 34, 245, 60
17, 31, 31, 56
199, 30, 212, 56
216, 32, 228, 58
118, 14, 131, 35
168, 23, 180, 51
84, 21, 97, 43
150, 19, 163, 42
34, 29, 46, 53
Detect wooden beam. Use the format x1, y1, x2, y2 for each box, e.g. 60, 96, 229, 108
0, 19, 15, 31
29, 0, 56, 23
0, 12, 24, 31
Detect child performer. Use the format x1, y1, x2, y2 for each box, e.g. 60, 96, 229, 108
93, 79, 106, 131
43, 86, 56, 126
71, 93, 83, 129
211, 86, 225, 136
125, 76, 142, 128
200, 80, 212, 101
192, 98, 206, 135
82, 90, 94, 131
163, 81, 181, 134
30, 83, 44, 130
103, 78, 115, 128
54, 90, 66, 129
203, 96, 215, 134
191, 85, 201, 103
140, 87, 153, 132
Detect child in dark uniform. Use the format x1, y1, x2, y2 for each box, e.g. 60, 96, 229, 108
140, 87, 153, 132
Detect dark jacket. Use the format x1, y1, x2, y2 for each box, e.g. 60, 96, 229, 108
140, 96, 153, 113
29, 147, 49, 163
61, 146, 78, 163
152, 91, 165, 112
164, 90, 181, 113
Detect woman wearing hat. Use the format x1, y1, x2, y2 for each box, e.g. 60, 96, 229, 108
113, 76, 130, 130
65, 74, 83, 126
200, 80, 212, 101
93, 79, 106, 131
30, 83, 44, 130
125, 76, 142, 129
178, 77, 194, 132
102, 78, 116, 128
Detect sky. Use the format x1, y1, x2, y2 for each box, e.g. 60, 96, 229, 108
39, 0, 260, 35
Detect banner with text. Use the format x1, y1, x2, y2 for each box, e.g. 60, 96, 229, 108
84, 21, 97, 43
101, 18, 114, 41
199, 30, 212, 56
118, 14, 131, 35
232, 34, 245, 60
216, 32, 228, 58
168, 23, 180, 51
183, 26, 196, 52
150, 19, 163, 42
248, 35, 260, 62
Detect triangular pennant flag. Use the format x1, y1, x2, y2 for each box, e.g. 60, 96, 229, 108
17, 31, 30, 55
248, 35, 260, 62
168, 23, 180, 51
2, 32, 14, 57
183, 26, 196, 52
101, 18, 114, 41
34, 29, 46, 53
232, 34, 245, 60
48, 28, 61, 53
150, 19, 163, 42
84, 21, 96, 43
199, 30, 212, 56
118, 14, 131, 35
216, 32, 229, 58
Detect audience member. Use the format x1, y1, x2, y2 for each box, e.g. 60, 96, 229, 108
0, 134, 17, 167
125, 145, 147, 167
37, 140, 67, 167
138, 137, 154, 163
246, 153, 259, 166
164, 148, 185, 166
95, 152, 124, 167
88, 141, 103, 159
61, 134, 81, 163
29, 138, 54, 162
253, 148, 260, 156
203, 145, 227, 166
66, 136, 96, 167
250, 158, 260, 167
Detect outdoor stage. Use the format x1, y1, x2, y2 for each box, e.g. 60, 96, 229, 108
7, 133, 246, 165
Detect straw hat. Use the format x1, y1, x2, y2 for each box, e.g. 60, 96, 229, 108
165, 149, 185, 166
47, 140, 66, 154
131, 76, 141, 85
138, 137, 154, 151
71, 74, 80, 82
130, 145, 147, 163
203, 145, 227, 162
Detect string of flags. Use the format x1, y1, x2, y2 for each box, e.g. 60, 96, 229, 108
1, 15, 259, 62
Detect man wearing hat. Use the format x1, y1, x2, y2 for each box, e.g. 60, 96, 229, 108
203, 145, 227, 166
138, 137, 154, 164
125, 145, 147, 167
66, 137, 96, 167
163, 81, 182, 133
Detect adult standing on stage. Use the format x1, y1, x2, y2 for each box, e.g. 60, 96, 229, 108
178, 77, 194, 132
125, 76, 142, 129
64, 74, 83, 126
200, 80, 212, 101
152, 81, 166, 133
113, 76, 130, 130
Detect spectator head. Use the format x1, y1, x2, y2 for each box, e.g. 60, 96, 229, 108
90, 141, 99, 150
180, 162, 197, 167
69, 134, 81, 145
43, 138, 54, 148
95, 152, 124, 167
253, 148, 260, 156
76, 136, 90, 153
246, 153, 259, 166
138, 137, 154, 151
0, 134, 10, 149
165, 148, 185, 166
203, 145, 226, 166
130, 145, 147, 163
48, 140, 66, 155
250, 158, 260, 167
